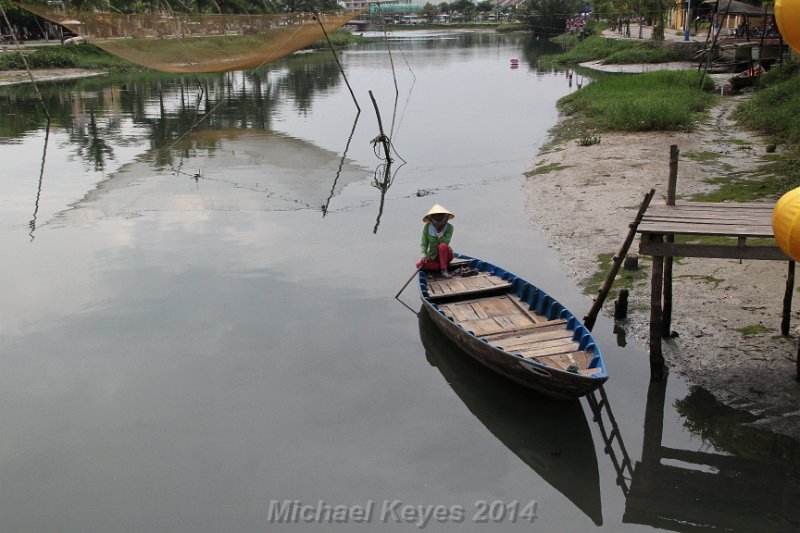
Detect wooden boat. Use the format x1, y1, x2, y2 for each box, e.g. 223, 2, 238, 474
418, 253, 607, 400
729, 64, 765, 90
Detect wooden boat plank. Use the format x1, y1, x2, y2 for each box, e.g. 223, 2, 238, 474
493, 315, 518, 330
579, 367, 603, 376
495, 297, 520, 316
449, 279, 469, 293
467, 318, 510, 336
499, 336, 577, 353
503, 295, 544, 324
508, 314, 536, 329
534, 351, 593, 371
472, 300, 498, 318
487, 326, 571, 345
492, 329, 575, 348
440, 304, 471, 322
470, 302, 490, 320
519, 342, 582, 359
478, 319, 568, 339
428, 283, 513, 301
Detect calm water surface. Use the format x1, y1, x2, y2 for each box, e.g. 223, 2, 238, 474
0, 31, 798, 532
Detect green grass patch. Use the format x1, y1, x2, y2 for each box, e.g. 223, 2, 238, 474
307, 29, 367, 50
0, 44, 135, 71
691, 161, 799, 201
684, 150, 722, 164
581, 252, 648, 298
540, 35, 682, 65
733, 324, 770, 335
526, 162, 569, 176
558, 70, 715, 133
735, 61, 800, 145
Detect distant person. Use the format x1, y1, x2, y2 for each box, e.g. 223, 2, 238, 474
417, 204, 455, 278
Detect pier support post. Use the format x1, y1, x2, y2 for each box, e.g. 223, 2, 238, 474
649, 234, 665, 380
782, 260, 795, 336
662, 145, 679, 337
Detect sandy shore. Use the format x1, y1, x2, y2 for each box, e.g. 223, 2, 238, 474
0, 68, 105, 86
524, 92, 800, 439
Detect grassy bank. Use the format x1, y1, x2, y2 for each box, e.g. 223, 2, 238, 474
548, 70, 714, 145
541, 35, 683, 65
0, 44, 136, 71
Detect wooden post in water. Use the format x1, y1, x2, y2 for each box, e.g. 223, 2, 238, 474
368, 90, 392, 163
649, 234, 666, 380
782, 260, 795, 336
662, 145, 679, 338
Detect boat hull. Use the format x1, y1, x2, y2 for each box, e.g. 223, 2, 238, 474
419, 255, 607, 400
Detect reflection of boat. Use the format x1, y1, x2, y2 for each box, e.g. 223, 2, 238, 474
419, 311, 603, 525
418, 254, 607, 399
65, 128, 367, 220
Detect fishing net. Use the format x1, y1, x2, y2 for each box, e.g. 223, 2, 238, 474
16, 4, 359, 73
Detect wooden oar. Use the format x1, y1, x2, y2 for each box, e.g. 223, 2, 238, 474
395, 267, 422, 299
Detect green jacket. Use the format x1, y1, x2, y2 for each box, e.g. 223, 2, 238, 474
420, 222, 454, 259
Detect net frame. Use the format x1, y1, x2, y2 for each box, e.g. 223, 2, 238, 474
16, 4, 360, 73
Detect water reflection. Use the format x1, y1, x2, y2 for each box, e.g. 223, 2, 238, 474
29, 122, 50, 241
59, 128, 368, 221
624, 376, 800, 532
418, 311, 603, 526
0, 61, 346, 168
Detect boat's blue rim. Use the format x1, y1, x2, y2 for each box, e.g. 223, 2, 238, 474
419, 252, 607, 380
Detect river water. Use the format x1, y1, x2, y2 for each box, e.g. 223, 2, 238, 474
0, 31, 798, 532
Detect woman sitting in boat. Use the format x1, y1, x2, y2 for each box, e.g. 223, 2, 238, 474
417, 204, 455, 278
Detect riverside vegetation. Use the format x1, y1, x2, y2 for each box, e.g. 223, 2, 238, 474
539, 34, 800, 200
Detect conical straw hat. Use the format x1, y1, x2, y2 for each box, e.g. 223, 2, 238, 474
423, 204, 455, 223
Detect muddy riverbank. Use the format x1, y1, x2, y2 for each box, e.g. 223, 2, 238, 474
524, 93, 800, 439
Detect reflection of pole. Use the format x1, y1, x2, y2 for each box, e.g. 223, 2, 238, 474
641, 372, 668, 488
323, 111, 360, 217
29, 122, 51, 241
373, 163, 391, 234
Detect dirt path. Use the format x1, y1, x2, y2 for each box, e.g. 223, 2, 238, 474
524, 94, 800, 439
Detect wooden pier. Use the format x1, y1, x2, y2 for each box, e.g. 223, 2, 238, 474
636, 146, 794, 379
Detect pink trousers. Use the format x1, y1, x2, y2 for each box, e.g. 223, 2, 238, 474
417, 243, 454, 271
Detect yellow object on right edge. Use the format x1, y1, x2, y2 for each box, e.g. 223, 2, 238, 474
775, 0, 800, 52
772, 186, 800, 261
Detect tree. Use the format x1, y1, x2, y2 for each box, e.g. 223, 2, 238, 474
420, 2, 438, 22
450, 0, 476, 20
522, 0, 580, 35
